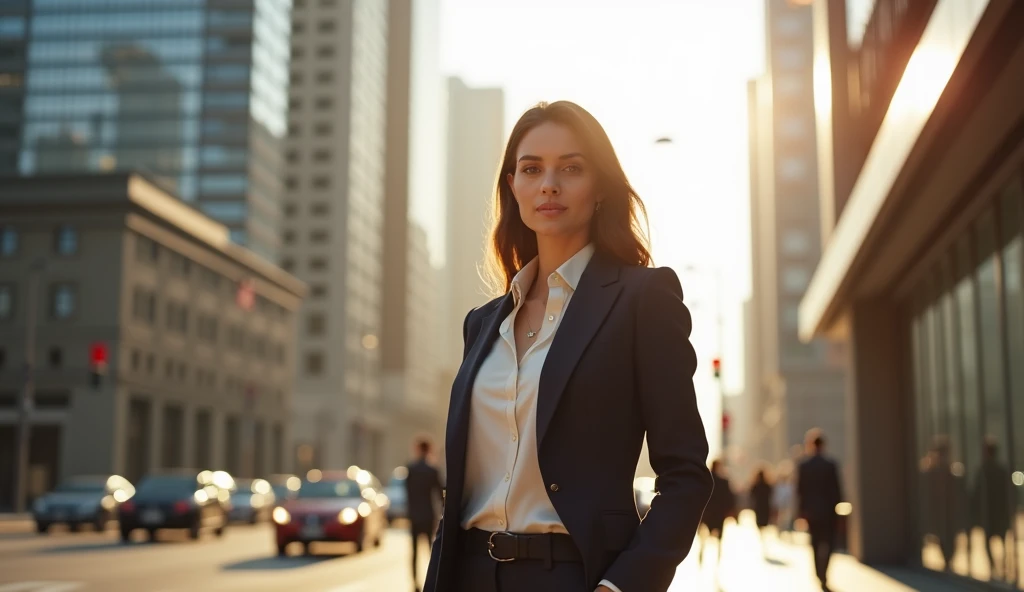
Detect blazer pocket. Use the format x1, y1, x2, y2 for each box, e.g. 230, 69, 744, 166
601, 511, 638, 551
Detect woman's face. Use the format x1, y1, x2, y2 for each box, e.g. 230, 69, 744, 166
507, 121, 598, 242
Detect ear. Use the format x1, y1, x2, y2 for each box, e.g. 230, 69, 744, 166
506, 173, 516, 199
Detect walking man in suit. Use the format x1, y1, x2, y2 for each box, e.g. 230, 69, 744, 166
797, 428, 843, 592
405, 437, 443, 592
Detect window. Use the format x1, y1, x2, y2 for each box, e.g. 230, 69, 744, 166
165, 359, 175, 379
198, 315, 218, 342
131, 349, 141, 372
290, 71, 303, 85
199, 267, 221, 290
314, 122, 332, 136
310, 284, 327, 298
284, 203, 298, 217
280, 257, 295, 272
779, 157, 808, 181
781, 229, 812, 256
317, 45, 334, 58
313, 176, 331, 189
146, 353, 156, 374
315, 96, 333, 110
286, 150, 299, 163
285, 176, 299, 190
313, 149, 331, 162
780, 116, 808, 139
51, 225, 78, 255
775, 76, 803, 97
51, 283, 76, 319
283, 230, 296, 245
309, 257, 328, 271
776, 46, 806, 70
316, 71, 333, 84
291, 47, 305, 60
48, 347, 62, 368
166, 301, 189, 334
1, 226, 17, 257
305, 352, 324, 376
310, 229, 329, 244
311, 202, 329, 216
168, 252, 191, 277
782, 266, 810, 293
307, 312, 325, 336
135, 235, 159, 263
318, 21, 335, 33
776, 14, 804, 37
132, 287, 157, 324
0, 284, 12, 320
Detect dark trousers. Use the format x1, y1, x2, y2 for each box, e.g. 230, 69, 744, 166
411, 521, 435, 581
453, 537, 589, 592
809, 520, 836, 584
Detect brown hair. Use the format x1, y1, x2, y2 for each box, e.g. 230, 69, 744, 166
484, 101, 652, 293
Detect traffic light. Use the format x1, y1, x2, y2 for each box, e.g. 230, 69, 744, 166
89, 342, 108, 389
712, 357, 721, 379
722, 412, 731, 432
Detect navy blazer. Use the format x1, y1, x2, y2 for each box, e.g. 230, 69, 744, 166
425, 251, 713, 592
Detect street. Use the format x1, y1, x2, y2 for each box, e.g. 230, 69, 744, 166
0, 522, 423, 592
0, 513, 933, 592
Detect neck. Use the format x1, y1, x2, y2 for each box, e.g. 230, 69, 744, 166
530, 234, 590, 298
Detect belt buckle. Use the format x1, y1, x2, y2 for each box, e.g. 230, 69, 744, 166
487, 531, 516, 562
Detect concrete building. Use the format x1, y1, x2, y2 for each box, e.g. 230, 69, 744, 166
0, 0, 292, 260
744, 0, 848, 475
0, 173, 305, 511
442, 77, 505, 375
802, 0, 1024, 587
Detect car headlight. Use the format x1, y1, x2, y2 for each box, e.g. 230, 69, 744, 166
338, 507, 358, 525
272, 507, 291, 525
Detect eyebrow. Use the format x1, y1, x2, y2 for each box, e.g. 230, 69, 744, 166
517, 152, 586, 162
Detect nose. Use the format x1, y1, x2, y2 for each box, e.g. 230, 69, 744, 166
540, 172, 560, 195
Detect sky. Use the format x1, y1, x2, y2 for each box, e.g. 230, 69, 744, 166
432, 0, 768, 442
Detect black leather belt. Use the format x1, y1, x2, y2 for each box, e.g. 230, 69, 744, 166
462, 528, 582, 568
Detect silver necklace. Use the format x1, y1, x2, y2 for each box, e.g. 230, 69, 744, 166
523, 300, 540, 338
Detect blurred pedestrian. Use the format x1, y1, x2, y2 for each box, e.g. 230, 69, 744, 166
972, 437, 1011, 580
405, 437, 443, 592
772, 460, 795, 540
797, 429, 843, 592
698, 459, 736, 567
749, 465, 774, 557
424, 101, 713, 592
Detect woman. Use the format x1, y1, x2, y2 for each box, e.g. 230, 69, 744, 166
424, 101, 713, 592
749, 465, 775, 556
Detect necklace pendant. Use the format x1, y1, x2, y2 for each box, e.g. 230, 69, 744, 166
526, 330, 537, 338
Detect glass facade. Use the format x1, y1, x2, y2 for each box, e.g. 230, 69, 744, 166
12, 0, 290, 260
911, 170, 1024, 588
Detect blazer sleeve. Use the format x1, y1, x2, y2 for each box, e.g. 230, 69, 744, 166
601, 267, 714, 592
424, 306, 477, 591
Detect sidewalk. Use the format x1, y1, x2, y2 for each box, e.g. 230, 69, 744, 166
667, 513, 971, 592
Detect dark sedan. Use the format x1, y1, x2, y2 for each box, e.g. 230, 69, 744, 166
33, 475, 135, 533
118, 470, 234, 542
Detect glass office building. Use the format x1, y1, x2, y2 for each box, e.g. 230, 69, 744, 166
1, 0, 290, 260
910, 172, 1024, 586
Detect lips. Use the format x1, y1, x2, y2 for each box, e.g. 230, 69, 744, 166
536, 203, 566, 212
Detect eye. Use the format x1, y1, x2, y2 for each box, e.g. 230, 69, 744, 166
520, 165, 541, 174
563, 164, 583, 173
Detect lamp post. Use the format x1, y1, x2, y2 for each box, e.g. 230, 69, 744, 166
15, 258, 45, 513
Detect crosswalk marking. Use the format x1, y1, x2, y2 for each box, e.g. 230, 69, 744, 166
0, 583, 83, 592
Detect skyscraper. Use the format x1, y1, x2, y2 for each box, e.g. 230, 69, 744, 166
6, 0, 291, 260
443, 77, 505, 373
746, 0, 847, 468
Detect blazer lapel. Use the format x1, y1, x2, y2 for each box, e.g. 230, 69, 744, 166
536, 253, 622, 448
445, 294, 514, 491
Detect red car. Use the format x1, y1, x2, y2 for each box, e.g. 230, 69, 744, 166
272, 472, 388, 556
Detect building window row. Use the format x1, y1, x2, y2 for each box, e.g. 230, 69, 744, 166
0, 225, 78, 257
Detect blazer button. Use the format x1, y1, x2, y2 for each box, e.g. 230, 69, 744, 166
549, 483, 560, 492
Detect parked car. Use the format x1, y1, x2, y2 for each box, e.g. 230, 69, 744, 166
272, 469, 388, 556
229, 478, 275, 523
384, 467, 408, 524
33, 475, 135, 533
118, 469, 234, 542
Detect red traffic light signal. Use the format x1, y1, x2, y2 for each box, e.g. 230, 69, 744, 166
89, 342, 108, 367
722, 412, 731, 431
712, 357, 721, 378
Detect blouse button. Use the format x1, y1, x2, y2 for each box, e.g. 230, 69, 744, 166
549, 483, 560, 492
548, 315, 554, 321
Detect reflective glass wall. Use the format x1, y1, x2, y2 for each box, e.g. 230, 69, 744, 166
16, 0, 290, 260
911, 169, 1024, 589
